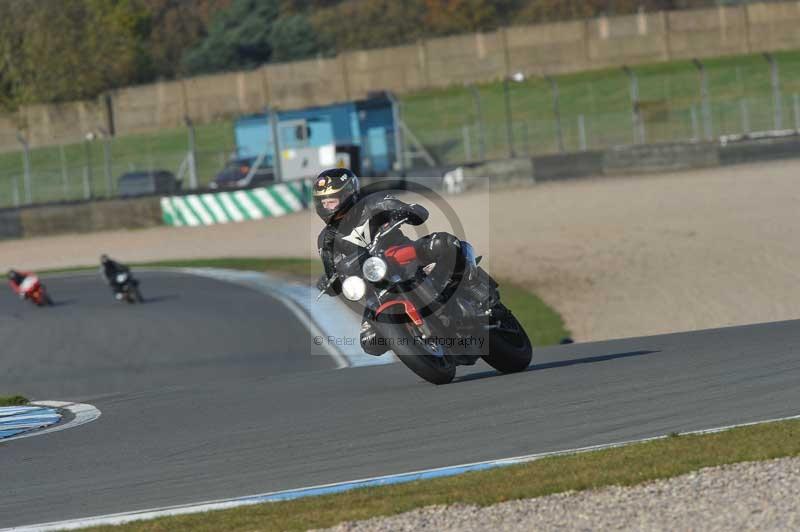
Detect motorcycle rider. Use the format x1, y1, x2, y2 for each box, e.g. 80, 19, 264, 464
7, 269, 29, 299
313, 168, 470, 356
100, 254, 132, 299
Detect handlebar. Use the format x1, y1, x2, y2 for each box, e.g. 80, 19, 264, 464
316, 216, 409, 302
316, 272, 340, 301
368, 217, 408, 254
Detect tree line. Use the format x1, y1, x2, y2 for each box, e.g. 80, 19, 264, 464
0, 0, 724, 110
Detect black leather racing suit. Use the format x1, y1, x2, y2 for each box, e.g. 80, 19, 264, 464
101, 259, 130, 292
317, 193, 464, 356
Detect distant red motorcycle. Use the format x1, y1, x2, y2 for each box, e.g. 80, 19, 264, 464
8, 271, 53, 307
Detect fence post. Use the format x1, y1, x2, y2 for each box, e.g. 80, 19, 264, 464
102, 134, 113, 197
578, 115, 588, 151
59, 144, 69, 200
740, 99, 751, 135
269, 107, 283, 182
469, 85, 486, 160
690, 105, 700, 141
84, 133, 95, 199
522, 122, 530, 156
462, 125, 472, 161
388, 94, 405, 173
16, 132, 32, 204
693, 59, 713, 141
623, 66, 644, 144
147, 143, 154, 173
547, 76, 565, 153
794, 93, 800, 132
12, 176, 20, 207
764, 53, 782, 130
503, 78, 515, 158
184, 116, 198, 189
82, 167, 91, 200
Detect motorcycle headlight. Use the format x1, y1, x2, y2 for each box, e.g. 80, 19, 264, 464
362, 257, 387, 283
116, 273, 128, 283
341, 276, 366, 302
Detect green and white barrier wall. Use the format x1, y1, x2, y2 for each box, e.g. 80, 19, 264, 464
161, 180, 310, 227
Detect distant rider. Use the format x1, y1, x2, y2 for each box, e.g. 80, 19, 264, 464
100, 255, 130, 297
7, 269, 30, 299
313, 168, 470, 356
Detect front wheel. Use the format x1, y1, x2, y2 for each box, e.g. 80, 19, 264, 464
481, 304, 532, 373
388, 323, 456, 385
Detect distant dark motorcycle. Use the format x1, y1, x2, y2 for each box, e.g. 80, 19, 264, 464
112, 271, 143, 304
318, 218, 532, 385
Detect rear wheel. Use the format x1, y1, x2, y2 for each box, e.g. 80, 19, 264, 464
481, 304, 532, 373
389, 323, 456, 385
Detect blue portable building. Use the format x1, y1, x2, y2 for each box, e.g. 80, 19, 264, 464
233, 92, 398, 177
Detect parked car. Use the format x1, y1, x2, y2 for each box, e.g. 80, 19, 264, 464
209, 156, 275, 190
118, 170, 181, 197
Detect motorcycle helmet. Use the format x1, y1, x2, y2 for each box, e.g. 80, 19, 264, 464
312, 168, 359, 223
7, 269, 17, 280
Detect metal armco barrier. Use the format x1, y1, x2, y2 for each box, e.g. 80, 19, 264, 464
161, 180, 310, 227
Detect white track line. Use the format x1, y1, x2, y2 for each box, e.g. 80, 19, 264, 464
8, 413, 800, 532
0, 401, 101, 444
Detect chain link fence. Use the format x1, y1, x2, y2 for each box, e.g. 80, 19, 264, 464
400, 52, 800, 167
0, 121, 236, 208
2, 53, 800, 208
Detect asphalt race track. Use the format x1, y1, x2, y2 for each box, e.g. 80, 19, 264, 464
2, 271, 800, 528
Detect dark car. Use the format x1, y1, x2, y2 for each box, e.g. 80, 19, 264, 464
118, 170, 182, 197
209, 156, 275, 190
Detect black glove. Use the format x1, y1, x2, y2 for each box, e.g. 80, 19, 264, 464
316, 274, 332, 294
389, 210, 407, 224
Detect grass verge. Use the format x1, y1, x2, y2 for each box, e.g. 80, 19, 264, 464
498, 279, 570, 346
43, 257, 570, 347
0, 395, 29, 407
90, 419, 800, 531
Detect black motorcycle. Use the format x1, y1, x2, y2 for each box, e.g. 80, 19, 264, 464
112, 270, 143, 304
318, 218, 532, 384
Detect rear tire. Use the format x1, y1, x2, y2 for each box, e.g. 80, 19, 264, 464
389, 324, 456, 385
481, 304, 532, 373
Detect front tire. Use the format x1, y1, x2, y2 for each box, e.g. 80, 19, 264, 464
388, 323, 456, 385
481, 304, 532, 373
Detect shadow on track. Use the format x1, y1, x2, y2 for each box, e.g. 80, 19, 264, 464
453, 350, 661, 384
50, 299, 79, 308
136, 294, 180, 304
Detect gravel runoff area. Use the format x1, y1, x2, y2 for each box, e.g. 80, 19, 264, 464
316, 457, 800, 532
3, 159, 800, 342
